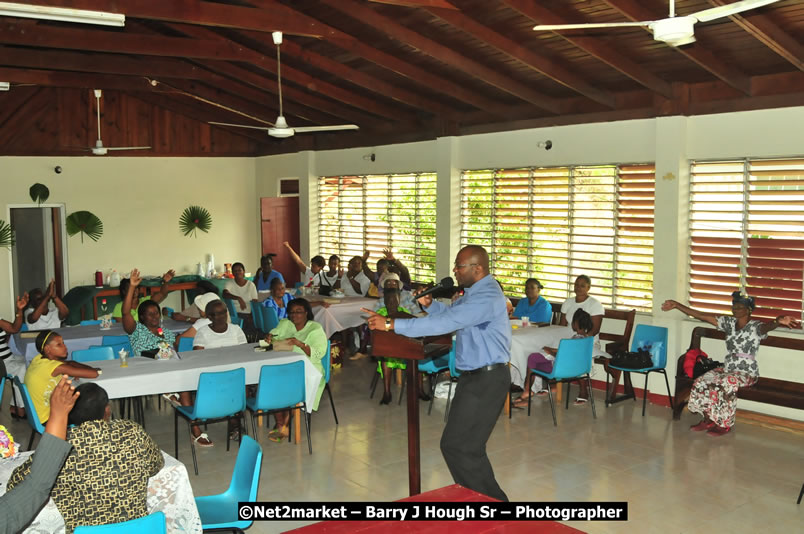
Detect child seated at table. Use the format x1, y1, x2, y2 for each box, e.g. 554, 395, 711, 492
8, 383, 163, 532
513, 309, 593, 408
24, 330, 100, 423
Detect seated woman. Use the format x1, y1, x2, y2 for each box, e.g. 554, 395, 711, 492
558, 274, 604, 404
662, 291, 798, 436
254, 254, 285, 300
2, 292, 29, 418
23, 330, 99, 423
318, 255, 341, 294
514, 309, 593, 408
263, 278, 292, 320
338, 256, 370, 297
25, 280, 69, 330
265, 298, 327, 442
112, 269, 175, 322
512, 278, 552, 324
193, 300, 247, 350
373, 287, 429, 405
223, 262, 259, 340
175, 292, 222, 342
121, 269, 177, 357
169, 280, 219, 323
284, 241, 326, 287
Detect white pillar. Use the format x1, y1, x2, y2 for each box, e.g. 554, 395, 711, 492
435, 137, 461, 279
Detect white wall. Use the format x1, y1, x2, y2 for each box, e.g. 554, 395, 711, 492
255, 106, 804, 421
2, 156, 259, 316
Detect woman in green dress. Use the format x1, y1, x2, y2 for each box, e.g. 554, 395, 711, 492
265, 298, 328, 442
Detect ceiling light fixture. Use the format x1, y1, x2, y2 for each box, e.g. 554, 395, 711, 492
0, 81, 9, 91
0, 2, 125, 27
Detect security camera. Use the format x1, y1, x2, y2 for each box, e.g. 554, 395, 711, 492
370, 153, 376, 162
54, 166, 62, 174
544, 140, 552, 150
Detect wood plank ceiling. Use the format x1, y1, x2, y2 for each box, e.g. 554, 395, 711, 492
0, 0, 802, 157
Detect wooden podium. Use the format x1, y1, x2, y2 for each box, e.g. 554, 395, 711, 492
371, 328, 452, 496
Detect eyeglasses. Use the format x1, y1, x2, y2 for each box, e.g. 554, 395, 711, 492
454, 263, 478, 270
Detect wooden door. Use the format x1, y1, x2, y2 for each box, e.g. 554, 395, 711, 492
260, 197, 300, 286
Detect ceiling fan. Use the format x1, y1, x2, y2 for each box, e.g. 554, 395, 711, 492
533, 0, 780, 47
209, 32, 359, 139
77, 90, 151, 155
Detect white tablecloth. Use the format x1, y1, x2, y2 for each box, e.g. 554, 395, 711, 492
0, 451, 202, 533
509, 324, 573, 391
84, 343, 323, 413
313, 297, 376, 338
11, 319, 189, 364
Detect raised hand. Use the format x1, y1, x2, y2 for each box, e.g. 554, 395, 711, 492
362, 249, 370, 261
382, 248, 395, 260
49, 377, 80, 418
46, 279, 56, 298
16, 292, 29, 310
162, 269, 176, 283
283, 241, 291, 249
777, 316, 801, 329
130, 269, 143, 287
661, 300, 678, 312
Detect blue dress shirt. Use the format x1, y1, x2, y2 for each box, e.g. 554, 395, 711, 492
512, 295, 552, 323
263, 292, 292, 320
393, 274, 511, 371
254, 270, 285, 293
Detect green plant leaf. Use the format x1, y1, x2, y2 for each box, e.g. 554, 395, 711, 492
66, 211, 103, 243
0, 219, 14, 249
179, 205, 212, 238
29, 183, 50, 205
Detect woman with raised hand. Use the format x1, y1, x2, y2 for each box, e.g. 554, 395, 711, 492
662, 291, 799, 436
1, 292, 29, 418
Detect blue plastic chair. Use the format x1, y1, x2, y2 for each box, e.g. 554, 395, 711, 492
224, 298, 240, 324
173, 368, 247, 475
79, 319, 103, 326
260, 306, 279, 334
246, 361, 311, 453
72, 346, 116, 363
102, 335, 129, 346
607, 324, 673, 416
528, 336, 596, 426
419, 350, 451, 415
250, 301, 264, 334
74, 511, 166, 533
20, 323, 28, 332
13, 377, 45, 450
177, 336, 194, 353
321, 340, 338, 425
90, 341, 132, 356
195, 435, 262, 531
443, 343, 461, 422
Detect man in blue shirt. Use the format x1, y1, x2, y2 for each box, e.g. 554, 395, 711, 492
365, 245, 511, 501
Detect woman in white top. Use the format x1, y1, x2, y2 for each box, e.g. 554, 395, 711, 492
1, 293, 29, 417
318, 255, 342, 293
283, 241, 326, 287
558, 275, 605, 404
25, 280, 69, 330
223, 262, 259, 340
338, 256, 371, 297
193, 300, 247, 350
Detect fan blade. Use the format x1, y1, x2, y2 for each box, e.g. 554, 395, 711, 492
692, 0, 779, 23
105, 146, 152, 151
208, 121, 271, 131
534, 22, 650, 31
293, 124, 360, 133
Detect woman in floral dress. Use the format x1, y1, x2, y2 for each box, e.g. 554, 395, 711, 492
662, 291, 799, 436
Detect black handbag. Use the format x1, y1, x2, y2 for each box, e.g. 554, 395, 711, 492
611, 349, 653, 369
692, 357, 722, 378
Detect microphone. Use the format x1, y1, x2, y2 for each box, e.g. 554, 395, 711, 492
416, 276, 455, 300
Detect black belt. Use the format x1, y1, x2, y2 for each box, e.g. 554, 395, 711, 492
458, 362, 507, 375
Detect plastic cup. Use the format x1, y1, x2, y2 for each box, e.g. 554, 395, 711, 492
522, 316, 530, 327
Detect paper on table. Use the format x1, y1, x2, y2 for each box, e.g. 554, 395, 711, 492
20, 332, 38, 338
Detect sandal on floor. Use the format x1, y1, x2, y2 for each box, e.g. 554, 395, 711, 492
535, 389, 549, 397
268, 426, 289, 443
707, 425, 731, 436
191, 432, 213, 447
162, 393, 180, 406
690, 420, 715, 432
573, 397, 588, 405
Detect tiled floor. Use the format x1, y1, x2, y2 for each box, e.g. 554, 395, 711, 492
2, 361, 802, 534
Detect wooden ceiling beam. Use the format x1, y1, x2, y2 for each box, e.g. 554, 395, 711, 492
0, 45, 218, 81
317, 0, 561, 112
162, 22, 407, 122
426, 4, 615, 108
706, 0, 803, 72
501, 0, 673, 99
0, 87, 53, 147
250, 0, 504, 112
0, 66, 157, 91
0, 20, 269, 63
13, 0, 345, 39
368, 0, 458, 8
602, 0, 751, 95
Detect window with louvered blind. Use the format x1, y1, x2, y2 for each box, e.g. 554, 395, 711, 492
461, 164, 655, 311
319, 173, 437, 282
689, 158, 804, 321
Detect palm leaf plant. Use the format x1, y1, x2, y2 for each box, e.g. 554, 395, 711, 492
179, 205, 212, 238
66, 211, 103, 243
0, 220, 14, 249
29, 183, 50, 205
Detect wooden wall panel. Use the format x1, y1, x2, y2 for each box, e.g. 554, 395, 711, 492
0, 87, 266, 156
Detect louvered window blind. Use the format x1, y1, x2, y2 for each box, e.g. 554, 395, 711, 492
689, 158, 804, 321
319, 174, 437, 282
461, 164, 655, 311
